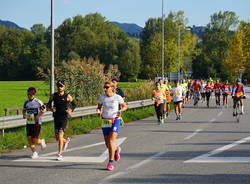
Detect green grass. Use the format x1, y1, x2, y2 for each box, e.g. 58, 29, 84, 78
0, 81, 50, 116
0, 106, 155, 153
118, 82, 145, 89
0, 81, 145, 117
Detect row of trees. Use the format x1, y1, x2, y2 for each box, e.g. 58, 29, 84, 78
0, 13, 141, 81
140, 11, 196, 79
192, 11, 250, 81
1, 11, 250, 82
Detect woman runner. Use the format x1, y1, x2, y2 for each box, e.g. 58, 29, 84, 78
96, 81, 127, 171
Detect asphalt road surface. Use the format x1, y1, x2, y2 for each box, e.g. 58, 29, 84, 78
1, 91, 250, 184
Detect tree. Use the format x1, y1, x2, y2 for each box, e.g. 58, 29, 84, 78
140, 11, 196, 79
56, 13, 141, 81
192, 11, 239, 79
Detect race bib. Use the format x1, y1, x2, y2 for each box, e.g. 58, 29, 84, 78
154, 96, 162, 100
27, 114, 36, 124
175, 89, 181, 96
101, 119, 113, 128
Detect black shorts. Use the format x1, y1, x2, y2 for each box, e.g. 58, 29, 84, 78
223, 93, 229, 96
174, 101, 183, 105
54, 115, 68, 135
26, 124, 41, 138
215, 93, 221, 96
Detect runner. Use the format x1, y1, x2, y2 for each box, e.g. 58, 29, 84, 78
164, 80, 172, 118
96, 81, 127, 171
152, 82, 165, 124
180, 79, 188, 107
213, 79, 222, 107
23, 87, 46, 159
47, 80, 76, 161
112, 79, 125, 100
200, 80, 206, 103
159, 79, 167, 118
187, 80, 193, 100
192, 80, 201, 106
204, 81, 213, 108
232, 78, 246, 116
222, 80, 231, 107
171, 81, 184, 120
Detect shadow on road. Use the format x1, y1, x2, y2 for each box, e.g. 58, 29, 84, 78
111, 174, 250, 184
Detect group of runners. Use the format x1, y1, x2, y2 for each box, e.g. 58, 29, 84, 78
22, 79, 126, 171
21, 76, 246, 171
152, 78, 246, 123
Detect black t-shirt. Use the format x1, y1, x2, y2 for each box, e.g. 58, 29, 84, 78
48, 92, 69, 116
115, 88, 125, 98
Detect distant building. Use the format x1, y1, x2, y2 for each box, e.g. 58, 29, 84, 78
190, 25, 206, 42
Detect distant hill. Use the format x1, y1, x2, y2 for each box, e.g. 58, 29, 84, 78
110, 21, 143, 38
0, 20, 25, 30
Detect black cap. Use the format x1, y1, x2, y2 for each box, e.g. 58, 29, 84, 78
56, 80, 65, 87
112, 78, 119, 82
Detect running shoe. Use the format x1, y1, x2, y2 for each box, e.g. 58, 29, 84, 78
106, 162, 114, 171
56, 154, 63, 161
163, 113, 167, 119
31, 151, 39, 159
176, 116, 179, 120
41, 139, 46, 151
63, 137, 71, 151
114, 146, 121, 161
160, 119, 165, 124
179, 115, 182, 120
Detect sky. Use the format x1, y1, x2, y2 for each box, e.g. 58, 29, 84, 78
1, 0, 250, 30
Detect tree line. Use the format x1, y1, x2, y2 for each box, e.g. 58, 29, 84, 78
0, 11, 250, 82
192, 11, 250, 82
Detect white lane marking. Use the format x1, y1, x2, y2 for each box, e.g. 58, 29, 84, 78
217, 111, 223, 117
209, 118, 216, 123
185, 136, 250, 163
14, 137, 126, 163
184, 129, 203, 140
98, 152, 165, 184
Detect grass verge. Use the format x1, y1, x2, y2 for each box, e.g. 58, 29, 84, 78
0, 106, 155, 153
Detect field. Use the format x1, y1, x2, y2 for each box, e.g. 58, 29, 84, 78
0, 81, 145, 117
0, 81, 49, 116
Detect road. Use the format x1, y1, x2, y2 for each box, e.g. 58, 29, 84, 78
1, 91, 250, 184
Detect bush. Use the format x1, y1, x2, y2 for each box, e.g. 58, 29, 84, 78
38, 58, 121, 106
124, 82, 154, 101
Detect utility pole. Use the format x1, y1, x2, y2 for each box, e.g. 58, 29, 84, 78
177, 24, 181, 81
50, 0, 55, 95
161, 0, 165, 79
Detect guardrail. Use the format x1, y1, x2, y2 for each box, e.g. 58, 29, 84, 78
0, 99, 153, 136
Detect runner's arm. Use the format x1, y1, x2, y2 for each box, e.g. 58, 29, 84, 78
22, 101, 27, 119
117, 103, 127, 117
96, 103, 102, 114
67, 94, 76, 112
46, 94, 54, 110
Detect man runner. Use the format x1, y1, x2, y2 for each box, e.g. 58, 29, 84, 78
23, 87, 46, 159
232, 78, 246, 116
47, 80, 76, 161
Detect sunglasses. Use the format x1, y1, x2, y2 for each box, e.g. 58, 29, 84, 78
103, 86, 111, 89
57, 85, 64, 88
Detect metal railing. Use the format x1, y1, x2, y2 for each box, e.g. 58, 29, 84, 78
0, 99, 153, 136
